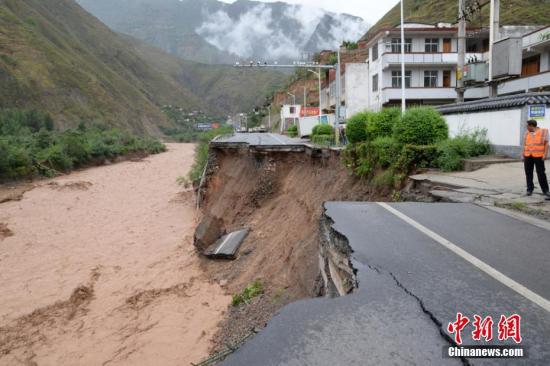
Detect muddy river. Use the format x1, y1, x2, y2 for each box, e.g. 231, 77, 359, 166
0, 143, 229, 365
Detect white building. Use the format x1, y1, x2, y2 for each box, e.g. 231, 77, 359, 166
323, 23, 550, 115
279, 104, 301, 133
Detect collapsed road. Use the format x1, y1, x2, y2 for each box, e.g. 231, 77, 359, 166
222, 202, 550, 366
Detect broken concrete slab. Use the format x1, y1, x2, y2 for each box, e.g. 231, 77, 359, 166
429, 189, 477, 203
204, 228, 250, 259
463, 156, 519, 172
194, 214, 225, 252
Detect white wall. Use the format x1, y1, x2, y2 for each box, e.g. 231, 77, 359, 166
345, 63, 370, 118
444, 109, 523, 148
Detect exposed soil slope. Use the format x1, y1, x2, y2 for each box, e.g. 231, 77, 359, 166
0, 144, 230, 366
198, 147, 388, 349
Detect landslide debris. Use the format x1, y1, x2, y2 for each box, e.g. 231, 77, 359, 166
197, 147, 389, 353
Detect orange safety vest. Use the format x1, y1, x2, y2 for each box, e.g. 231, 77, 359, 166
524, 128, 548, 158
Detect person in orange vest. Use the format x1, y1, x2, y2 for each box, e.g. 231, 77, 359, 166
523, 120, 549, 199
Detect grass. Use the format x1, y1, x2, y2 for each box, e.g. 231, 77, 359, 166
232, 280, 264, 307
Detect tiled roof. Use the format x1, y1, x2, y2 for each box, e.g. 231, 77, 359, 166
437, 92, 550, 114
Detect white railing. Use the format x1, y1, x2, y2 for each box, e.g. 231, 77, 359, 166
382, 53, 485, 66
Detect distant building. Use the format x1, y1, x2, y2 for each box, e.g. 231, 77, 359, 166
279, 104, 301, 132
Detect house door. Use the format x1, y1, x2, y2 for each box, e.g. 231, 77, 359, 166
522, 55, 540, 77
443, 38, 452, 53
443, 70, 451, 87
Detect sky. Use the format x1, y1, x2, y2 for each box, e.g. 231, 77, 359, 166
219, 0, 401, 24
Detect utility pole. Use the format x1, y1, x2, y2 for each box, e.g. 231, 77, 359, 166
457, 0, 466, 103
335, 49, 342, 122
400, 0, 406, 113
308, 68, 322, 123
304, 86, 307, 110
268, 104, 271, 130
335, 48, 342, 145
488, 0, 500, 97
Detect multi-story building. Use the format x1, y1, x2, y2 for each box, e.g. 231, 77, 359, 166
365, 22, 490, 110
321, 23, 549, 116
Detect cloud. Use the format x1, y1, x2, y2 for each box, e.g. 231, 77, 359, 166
196, 3, 368, 61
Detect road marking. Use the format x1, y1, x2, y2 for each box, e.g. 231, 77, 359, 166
377, 202, 550, 313
269, 134, 287, 145
215, 232, 236, 255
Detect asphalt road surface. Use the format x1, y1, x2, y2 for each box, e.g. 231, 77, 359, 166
213, 133, 303, 147
223, 203, 550, 366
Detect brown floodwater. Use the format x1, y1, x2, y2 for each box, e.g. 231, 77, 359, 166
0, 143, 230, 366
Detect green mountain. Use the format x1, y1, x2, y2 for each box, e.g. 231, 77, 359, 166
0, 0, 284, 134
362, 0, 549, 42
0, 0, 205, 134
127, 36, 285, 117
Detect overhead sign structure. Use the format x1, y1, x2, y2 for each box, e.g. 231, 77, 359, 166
528, 105, 546, 120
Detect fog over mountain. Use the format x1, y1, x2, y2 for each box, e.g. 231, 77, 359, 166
77, 0, 369, 64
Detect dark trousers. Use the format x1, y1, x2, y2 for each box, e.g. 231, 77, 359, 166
524, 156, 549, 193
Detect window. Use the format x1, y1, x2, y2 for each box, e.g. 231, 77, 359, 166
289, 106, 296, 114
391, 70, 412, 88
425, 38, 439, 53
372, 74, 379, 92
391, 38, 412, 53
371, 44, 378, 61
424, 70, 438, 87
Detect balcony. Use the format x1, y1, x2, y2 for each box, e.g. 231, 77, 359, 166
381, 87, 458, 103
382, 53, 484, 68
499, 71, 550, 95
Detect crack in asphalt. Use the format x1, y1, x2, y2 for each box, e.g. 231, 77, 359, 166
386, 269, 472, 366
354, 257, 471, 365
326, 206, 472, 365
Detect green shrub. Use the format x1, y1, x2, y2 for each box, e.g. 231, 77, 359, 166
187, 126, 234, 182
436, 129, 491, 171
287, 124, 298, 137
312, 124, 334, 136
368, 108, 401, 140
312, 134, 334, 147
232, 280, 264, 306
371, 169, 397, 189
394, 107, 448, 145
0, 109, 166, 181
393, 144, 439, 174
345, 112, 370, 144
60, 132, 91, 166
370, 136, 401, 168
37, 144, 73, 172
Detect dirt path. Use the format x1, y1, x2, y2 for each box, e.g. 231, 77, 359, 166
0, 144, 230, 366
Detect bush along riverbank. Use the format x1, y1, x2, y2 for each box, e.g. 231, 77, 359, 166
343, 107, 491, 190
0, 109, 166, 181
187, 125, 234, 183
